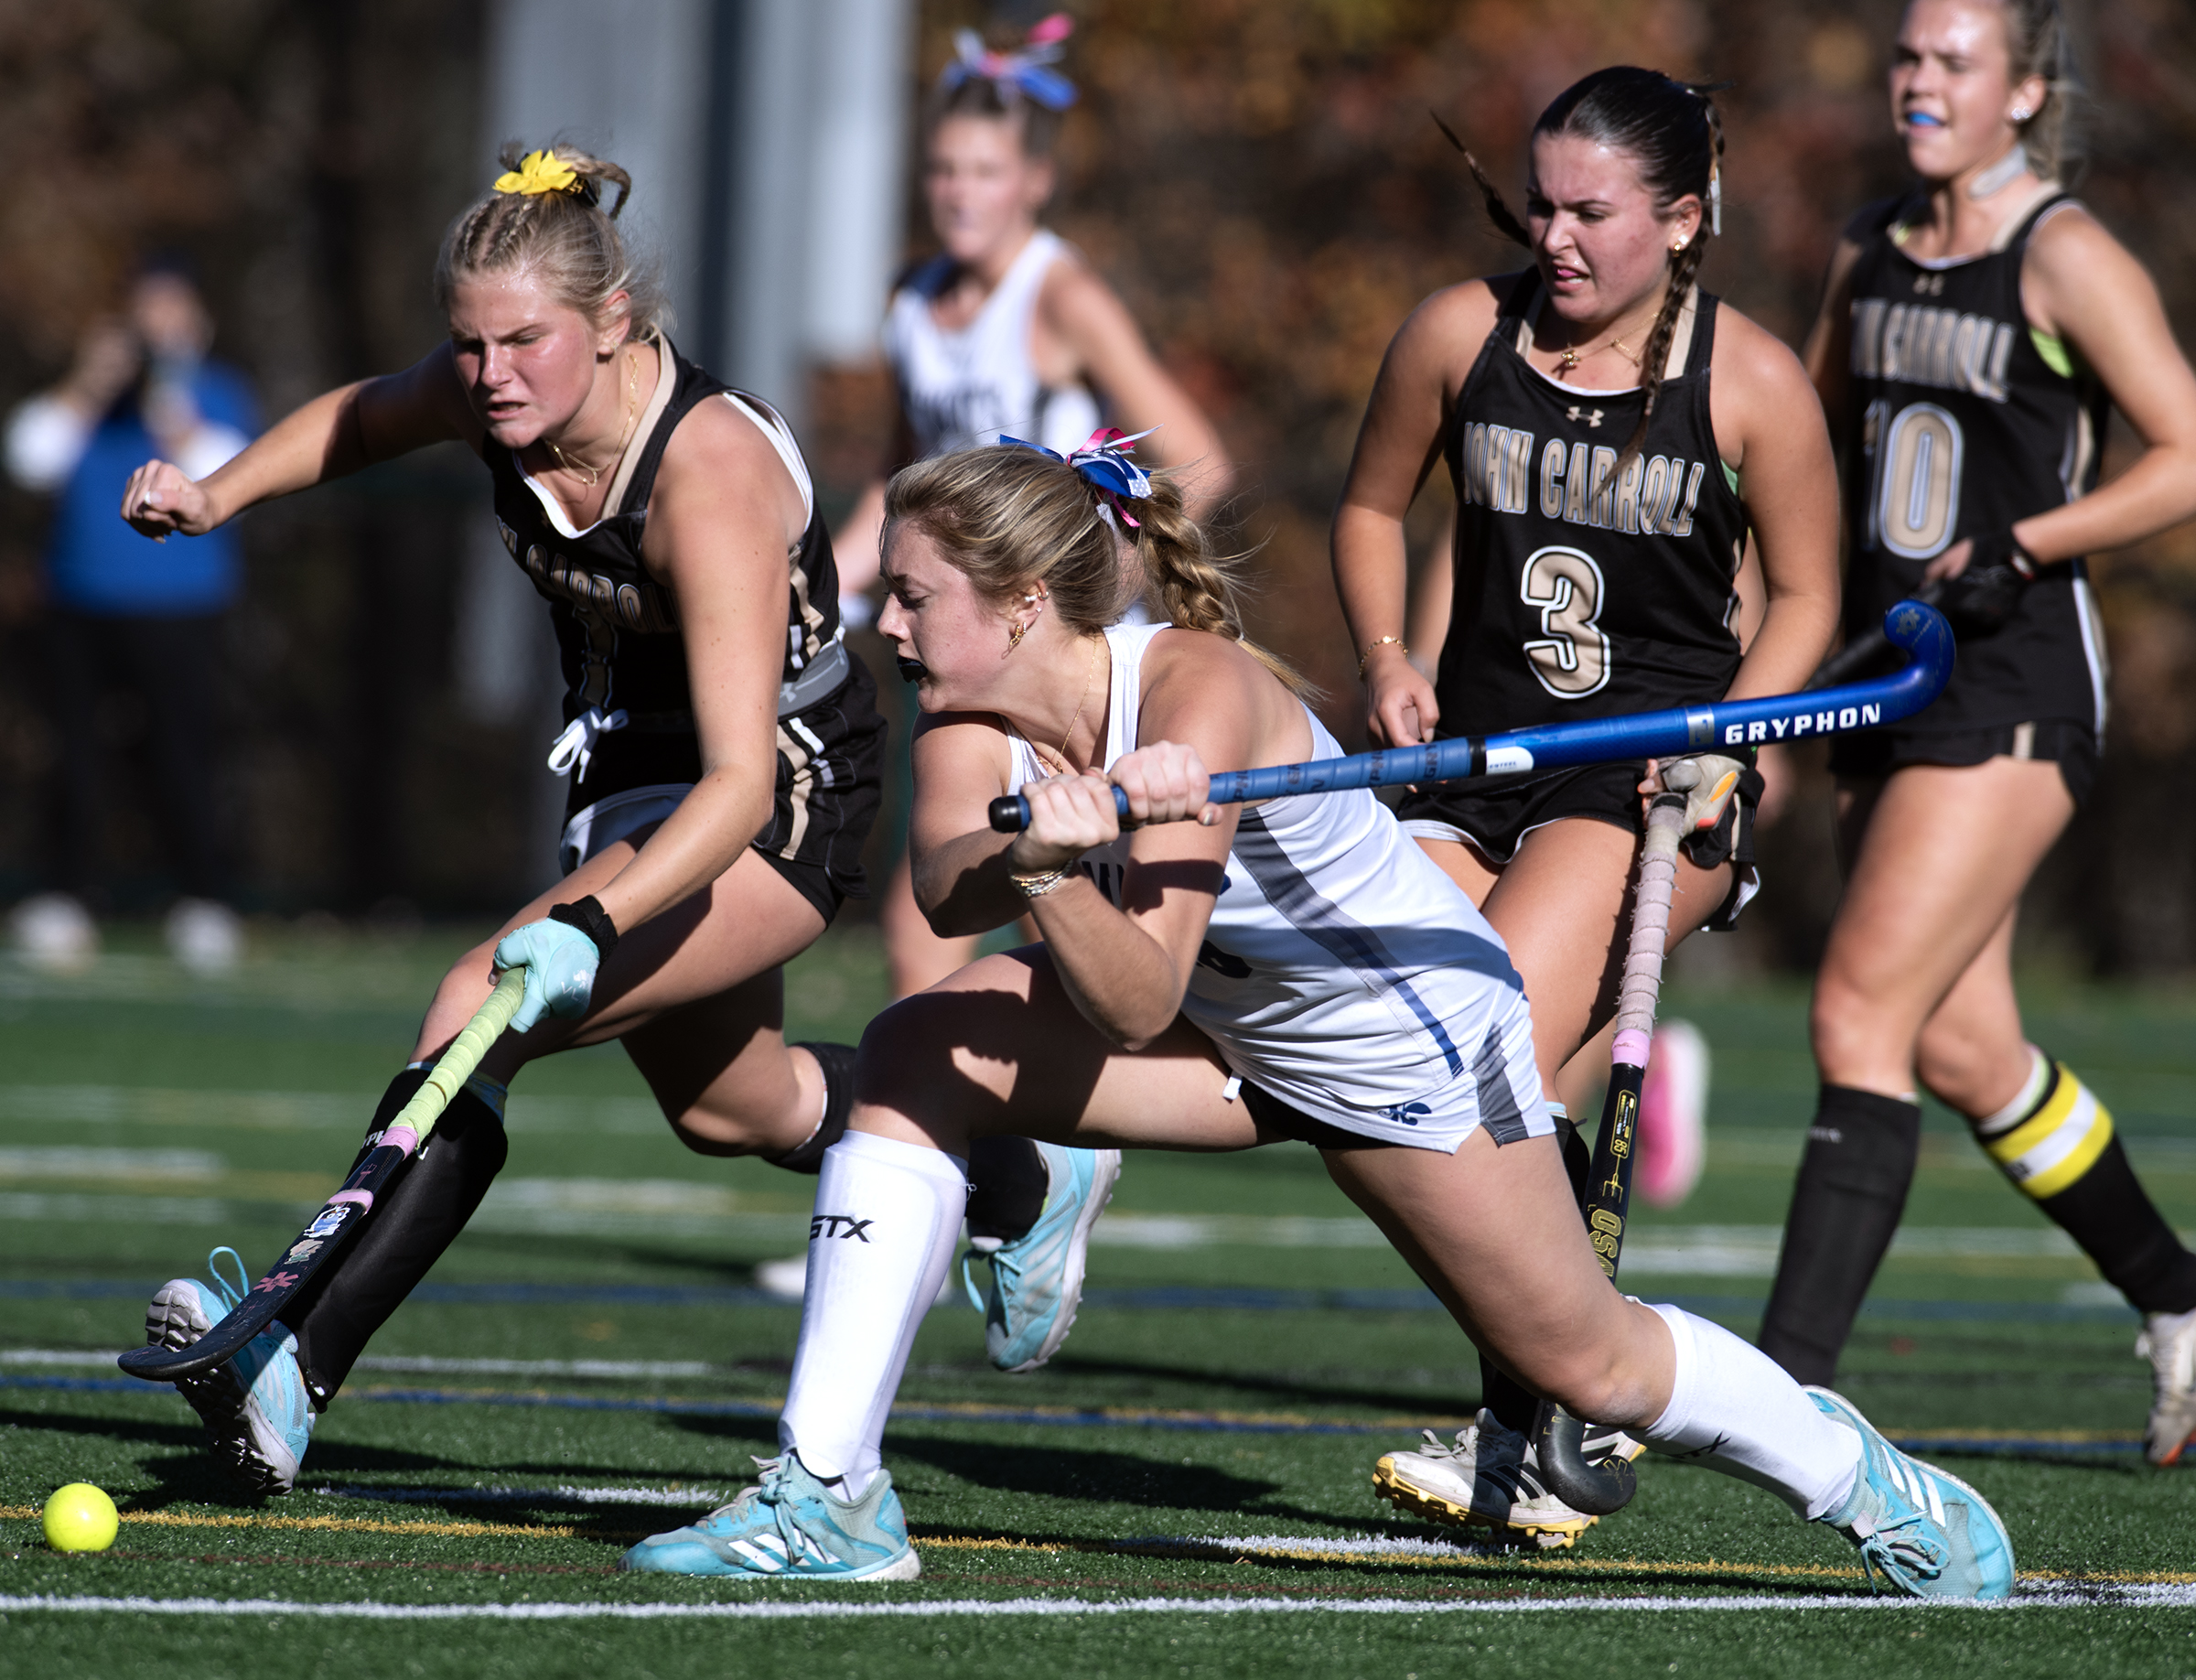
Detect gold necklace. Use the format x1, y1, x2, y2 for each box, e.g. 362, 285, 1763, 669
1038, 635, 1102, 773
1555, 329, 1641, 375
546, 349, 641, 488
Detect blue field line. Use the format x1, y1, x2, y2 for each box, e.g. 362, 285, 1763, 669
0, 1371, 2144, 1455
0, 1278, 2142, 1321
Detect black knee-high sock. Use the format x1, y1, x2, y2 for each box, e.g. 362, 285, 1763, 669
965, 1136, 1050, 1246
1479, 1115, 1596, 1433
287, 1067, 508, 1407
1758, 1086, 1922, 1387
1975, 1056, 2196, 1316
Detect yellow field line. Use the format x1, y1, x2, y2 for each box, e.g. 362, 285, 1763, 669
0, 1505, 573, 1542
12, 1503, 2194, 1588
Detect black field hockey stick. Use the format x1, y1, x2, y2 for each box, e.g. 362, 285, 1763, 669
1809, 581, 1947, 691
1528, 786, 1693, 1518
117, 968, 528, 1384
987, 601, 1954, 833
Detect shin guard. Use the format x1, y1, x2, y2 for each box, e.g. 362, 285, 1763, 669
1758, 1087, 1921, 1386
1980, 1054, 2196, 1315
289, 1067, 509, 1406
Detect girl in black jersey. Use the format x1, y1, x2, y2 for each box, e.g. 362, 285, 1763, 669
1332, 68, 1842, 1543
114, 145, 889, 1495
1758, 0, 2196, 1464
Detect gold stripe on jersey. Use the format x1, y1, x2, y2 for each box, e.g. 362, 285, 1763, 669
1977, 1061, 2115, 1201
1849, 298, 2018, 404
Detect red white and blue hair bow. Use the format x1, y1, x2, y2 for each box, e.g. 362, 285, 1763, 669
940, 13, 1078, 112
1001, 426, 1157, 529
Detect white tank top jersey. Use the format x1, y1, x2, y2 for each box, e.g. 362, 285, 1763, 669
1006, 623, 1550, 1151
885, 228, 1103, 458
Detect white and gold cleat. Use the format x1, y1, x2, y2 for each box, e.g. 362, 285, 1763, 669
1373, 1409, 1598, 1550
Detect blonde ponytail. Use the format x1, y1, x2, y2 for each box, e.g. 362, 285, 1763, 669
884, 445, 1312, 699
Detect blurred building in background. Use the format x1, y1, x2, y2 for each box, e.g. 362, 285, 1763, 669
0, 0, 2191, 975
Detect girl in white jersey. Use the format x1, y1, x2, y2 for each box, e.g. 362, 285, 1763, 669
620, 439, 2014, 1601
834, 16, 1232, 1001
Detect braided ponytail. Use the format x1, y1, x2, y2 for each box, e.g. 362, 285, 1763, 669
885, 446, 1313, 700
1431, 113, 1532, 250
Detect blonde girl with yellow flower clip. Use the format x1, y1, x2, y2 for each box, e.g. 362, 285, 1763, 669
115, 141, 892, 1496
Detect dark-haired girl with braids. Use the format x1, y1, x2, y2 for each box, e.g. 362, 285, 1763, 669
1758, 0, 2196, 1464
113, 144, 890, 1495
619, 436, 2008, 1597
1332, 67, 1844, 1545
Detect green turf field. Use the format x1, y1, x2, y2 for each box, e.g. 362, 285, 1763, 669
5, 924, 2196, 1676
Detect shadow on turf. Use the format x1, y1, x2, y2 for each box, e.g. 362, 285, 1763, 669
1039, 1352, 1472, 1416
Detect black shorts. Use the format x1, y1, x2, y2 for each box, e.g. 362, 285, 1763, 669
1394, 759, 1764, 931
563, 662, 888, 920
1827, 718, 2098, 808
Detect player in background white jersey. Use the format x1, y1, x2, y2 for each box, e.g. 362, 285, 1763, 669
833, 14, 1232, 1002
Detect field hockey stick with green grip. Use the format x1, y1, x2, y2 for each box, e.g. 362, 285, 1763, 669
988, 600, 1953, 832
1530, 787, 1692, 1518
116, 967, 529, 1384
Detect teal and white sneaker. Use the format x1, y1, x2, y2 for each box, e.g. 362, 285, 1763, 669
1808, 1387, 2014, 1600
963, 1143, 1119, 1373
621, 1451, 920, 1580
144, 1246, 316, 1498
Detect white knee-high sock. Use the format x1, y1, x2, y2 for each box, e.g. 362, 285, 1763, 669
778, 1130, 966, 1498
1639, 1304, 1863, 1519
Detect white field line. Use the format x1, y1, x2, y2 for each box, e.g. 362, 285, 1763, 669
1, 1351, 718, 1380
307, 1484, 730, 1508
0, 1085, 664, 1136
0, 1146, 224, 1179
5, 1586, 2193, 1619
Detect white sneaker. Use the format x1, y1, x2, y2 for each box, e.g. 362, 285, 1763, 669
2137, 1307, 2196, 1466
1373, 1409, 1597, 1548
10, 891, 97, 972
166, 898, 242, 975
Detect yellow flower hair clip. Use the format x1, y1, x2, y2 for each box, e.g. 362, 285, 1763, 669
494, 150, 580, 198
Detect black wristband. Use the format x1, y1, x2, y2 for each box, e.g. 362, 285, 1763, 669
548, 896, 619, 962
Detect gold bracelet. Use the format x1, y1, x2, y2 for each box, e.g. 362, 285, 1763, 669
1008, 867, 1075, 899
1358, 635, 1406, 678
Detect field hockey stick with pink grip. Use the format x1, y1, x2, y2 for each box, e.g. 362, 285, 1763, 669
117, 967, 528, 1384
1530, 786, 1692, 1517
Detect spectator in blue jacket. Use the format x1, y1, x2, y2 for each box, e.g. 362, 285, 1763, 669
5, 256, 256, 972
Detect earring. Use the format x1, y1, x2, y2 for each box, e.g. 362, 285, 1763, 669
2011, 106, 2034, 122
1007, 620, 1028, 652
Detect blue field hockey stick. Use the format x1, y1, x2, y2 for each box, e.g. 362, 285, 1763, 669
988, 600, 1952, 833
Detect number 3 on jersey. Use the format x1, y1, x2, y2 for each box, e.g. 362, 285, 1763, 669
1520, 544, 1611, 699
1867, 399, 1965, 559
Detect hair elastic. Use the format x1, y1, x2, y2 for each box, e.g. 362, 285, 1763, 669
1001, 426, 1157, 530
494, 150, 584, 198
940, 13, 1078, 111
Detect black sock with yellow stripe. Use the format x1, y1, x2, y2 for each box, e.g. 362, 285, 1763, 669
1974, 1051, 2196, 1315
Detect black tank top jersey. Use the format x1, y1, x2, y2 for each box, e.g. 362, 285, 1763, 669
1839, 191, 2110, 736
485, 343, 845, 804
1436, 272, 1749, 741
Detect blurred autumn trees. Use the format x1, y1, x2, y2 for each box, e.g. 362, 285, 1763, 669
4, 0, 2196, 965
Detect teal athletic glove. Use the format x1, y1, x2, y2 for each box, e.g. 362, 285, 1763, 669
494, 896, 619, 1034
